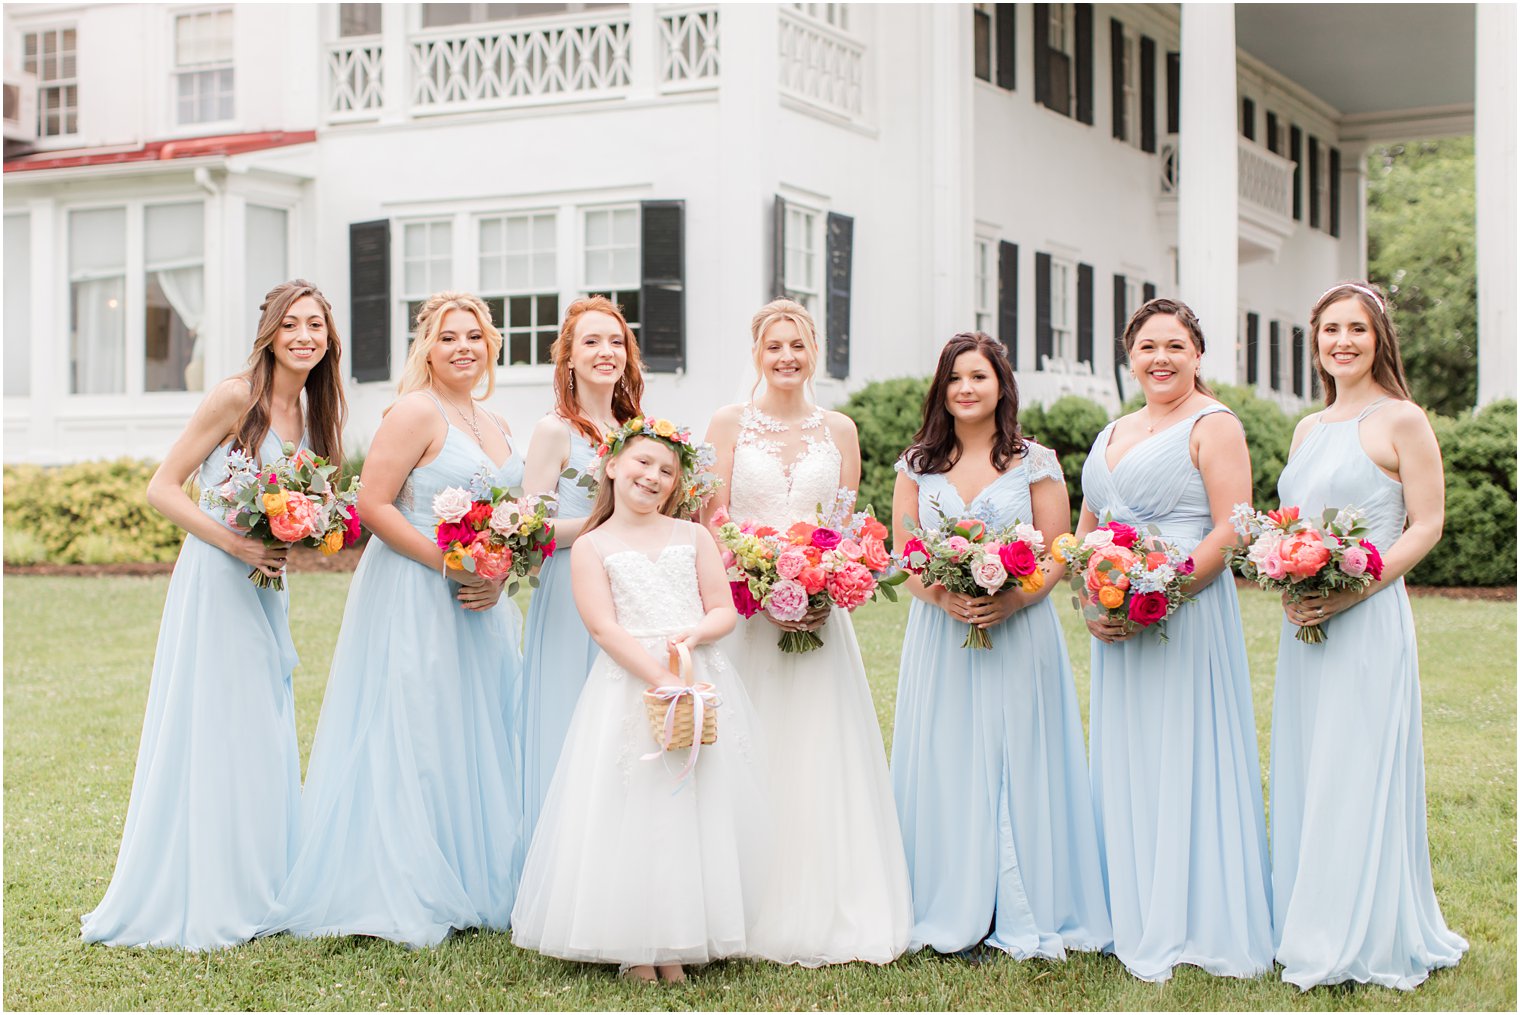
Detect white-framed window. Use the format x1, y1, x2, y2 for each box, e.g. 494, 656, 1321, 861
22, 27, 78, 138
973, 237, 995, 335
782, 202, 822, 318
143, 202, 206, 393
479, 210, 559, 367
68, 208, 128, 395
1119, 26, 1142, 149
581, 204, 641, 340
973, 3, 993, 83
1047, 3, 1078, 116
792, 3, 848, 30
1122, 276, 1143, 326
1315, 148, 1331, 233
1049, 256, 1076, 364
338, 2, 382, 37
1266, 110, 1287, 156
399, 219, 454, 337
174, 9, 234, 125
5, 214, 32, 397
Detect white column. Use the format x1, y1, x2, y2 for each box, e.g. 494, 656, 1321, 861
1337, 140, 1369, 281
1476, 2, 1517, 406
380, 2, 410, 124
924, 2, 974, 364
1177, 3, 1238, 384
626, 2, 658, 100
28, 199, 59, 461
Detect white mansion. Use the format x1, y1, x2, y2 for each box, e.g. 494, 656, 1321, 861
3, 3, 1514, 464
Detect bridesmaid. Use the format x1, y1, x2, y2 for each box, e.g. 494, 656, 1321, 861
891, 333, 1111, 959
82, 280, 346, 949
1079, 298, 1273, 981
260, 292, 522, 947
516, 295, 644, 871
1269, 282, 1467, 989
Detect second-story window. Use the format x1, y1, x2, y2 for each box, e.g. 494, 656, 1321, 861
339, 3, 382, 36
23, 27, 78, 138
1048, 4, 1075, 112
974, 237, 995, 335
1049, 256, 1075, 363
174, 9, 234, 125
782, 203, 821, 319
1119, 27, 1141, 149
582, 205, 641, 340
478, 211, 558, 367
973, 5, 992, 82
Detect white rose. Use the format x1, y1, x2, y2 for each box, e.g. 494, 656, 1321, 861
432, 486, 473, 524
1013, 523, 1044, 553
489, 499, 518, 535
1083, 529, 1114, 550
971, 554, 1009, 592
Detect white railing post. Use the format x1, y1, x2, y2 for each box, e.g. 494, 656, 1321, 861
380, 4, 409, 123
627, 2, 658, 99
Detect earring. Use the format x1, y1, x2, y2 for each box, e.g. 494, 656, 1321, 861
569, 371, 575, 392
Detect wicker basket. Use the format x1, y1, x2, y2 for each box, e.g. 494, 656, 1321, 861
642, 644, 718, 751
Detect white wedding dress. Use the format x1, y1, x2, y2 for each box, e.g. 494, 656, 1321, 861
726, 404, 912, 966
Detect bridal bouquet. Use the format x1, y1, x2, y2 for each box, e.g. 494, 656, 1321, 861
897, 502, 1047, 649
1054, 520, 1195, 642
716, 490, 905, 654
1224, 503, 1383, 644
433, 473, 558, 598
203, 442, 362, 589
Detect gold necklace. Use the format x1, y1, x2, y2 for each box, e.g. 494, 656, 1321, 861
1144, 393, 1196, 433
433, 386, 484, 446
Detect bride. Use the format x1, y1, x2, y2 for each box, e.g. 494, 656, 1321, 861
703, 298, 911, 966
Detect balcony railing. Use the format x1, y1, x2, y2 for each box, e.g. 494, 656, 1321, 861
1158, 134, 1298, 258
777, 4, 865, 121
323, 5, 721, 122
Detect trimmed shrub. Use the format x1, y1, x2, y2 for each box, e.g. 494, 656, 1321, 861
3, 459, 184, 565
838, 376, 932, 526
1020, 396, 1112, 532
1408, 399, 1516, 587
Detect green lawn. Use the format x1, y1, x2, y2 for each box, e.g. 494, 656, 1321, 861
4, 575, 1514, 1011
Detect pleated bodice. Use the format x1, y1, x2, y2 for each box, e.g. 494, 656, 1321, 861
554, 427, 598, 521
396, 426, 523, 535
1277, 399, 1406, 551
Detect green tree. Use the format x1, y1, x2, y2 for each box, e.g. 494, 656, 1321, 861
1366, 137, 1477, 416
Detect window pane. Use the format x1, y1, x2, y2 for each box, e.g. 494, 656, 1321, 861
612, 207, 637, 245
533, 213, 555, 248
339, 3, 383, 36
537, 293, 558, 325
246, 204, 288, 324
533, 251, 555, 288
5, 214, 31, 397
973, 9, 991, 82
509, 332, 531, 365
145, 270, 200, 392
509, 295, 532, 328
504, 253, 530, 290
430, 222, 450, 256
586, 209, 609, 247
69, 207, 126, 274
70, 274, 126, 394
535, 329, 555, 366
146, 202, 204, 268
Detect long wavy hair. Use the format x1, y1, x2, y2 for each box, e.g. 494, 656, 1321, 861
395, 291, 503, 400
1120, 297, 1215, 397
1309, 281, 1412, 406
904, 332, 1027, 475
551, 296, 644, 444
582, 435, 685, 534
749, 298, 820, 401
234, 279, 347, 467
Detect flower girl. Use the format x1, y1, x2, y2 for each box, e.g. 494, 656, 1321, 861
510, 418, 769, 984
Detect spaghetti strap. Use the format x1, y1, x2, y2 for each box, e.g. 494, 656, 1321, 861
421, 390, 450, 423
1354, 396, 1392, 422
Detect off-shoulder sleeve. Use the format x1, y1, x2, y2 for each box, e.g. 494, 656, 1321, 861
1024, 442, 1064, 485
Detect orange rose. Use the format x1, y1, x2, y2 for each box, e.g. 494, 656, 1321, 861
1019, 569, 1045, 594
262, 490, 289, 516
320, 528, 344, 555
1097, 585, 1125, 609
858, 516, 888, 541
786, 521, 818, 545
1145, 551, 1169, 571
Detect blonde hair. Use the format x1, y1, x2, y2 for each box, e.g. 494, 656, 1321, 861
582, 435, 685, 534
395, 292, 503, 400
749, 298, 820, 400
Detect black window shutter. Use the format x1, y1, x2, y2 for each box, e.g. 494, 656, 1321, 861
348, 219, 391, 383
1246, 312, 1260, 385
1241, 96, 1255, 140
995, 4, 1016, 90
771, 194, 787, 299
1329, 147, 1342, 238
1165, 51, 1179, 134
1269, 319, 1282, 391
1139, 36, 1156, 153
1033, 4, 1050, 108
1074, 4, 1093, 125
640, 200, 685, 373
998, 240, 1018, 365
1291, 323, 1305, 396
1290, 125, 1303, 221
1308, 329, 1321, 398
1308, 136, 1321, 230
1265, 110, 1280, 154
1112, 273, 1128, 400
1143, 281, 1156, 302
1076, 262, 1094, 366
824, 212, 852, 380
1035, 252, 1052, 370
1110, 19, 1125, 140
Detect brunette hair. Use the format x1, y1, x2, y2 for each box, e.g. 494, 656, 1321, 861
395, 291, 503, 400
234, 279, 348, 467
581, 435, 685, 534
551, 296, 644, 444
749, 298, 820, 400
1120, 297, 1215, 397
904, 332, 1027, 475
1309, 281, 1412, 405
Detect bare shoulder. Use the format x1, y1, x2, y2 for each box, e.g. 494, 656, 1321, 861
1194, 402, 1245, 438
386, 390, 440, 426
707, 403, 746, 432
1292, 409, 1324, 441
529, 412, 571, 444
1383, 398, 1437, 440
204, 375, 253, 413
822, 409, 858, 440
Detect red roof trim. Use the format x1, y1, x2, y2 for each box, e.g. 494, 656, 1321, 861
4, 130, 317, 173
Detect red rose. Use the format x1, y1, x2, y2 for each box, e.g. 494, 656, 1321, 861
730, 579, 761, 618
998, 541, 1039, 577
541, 536, 557, 558
900, 536, 928, 572
342, 505, 362, 546
1107, 522, 1139, 548
1127, 590, 1169, 626
435, 520, 477, 549
464, 501, 494, 530
1360, 539, 1383, 581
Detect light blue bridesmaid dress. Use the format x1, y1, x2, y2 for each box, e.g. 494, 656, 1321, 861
892, 444, 1112, 960
1270, 397, 1467, 990
515, 419, 600, 873
260, 395, 524, 948
82, 428, 301, 950
1081, 403, 1273, 982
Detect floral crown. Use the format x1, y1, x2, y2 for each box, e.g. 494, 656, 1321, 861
595, 414, 702, 476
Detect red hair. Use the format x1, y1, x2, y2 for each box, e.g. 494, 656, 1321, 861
551, 296, 645, 443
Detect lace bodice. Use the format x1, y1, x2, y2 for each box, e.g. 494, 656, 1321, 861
729, 405, 843, 528
596, 527, 706, 637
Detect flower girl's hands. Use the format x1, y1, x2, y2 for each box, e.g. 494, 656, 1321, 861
667, 628, 704, 652
226, 536, 288, 578
1086, 614, 1137, 644
456, 577, 505, 612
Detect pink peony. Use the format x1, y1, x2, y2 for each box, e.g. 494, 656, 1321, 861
1360, 540, 1384, 581
810, 527, 842, 551
765, 578, 810, 622
471, 543, 514, 580
730, 579, 761, 618
945, 535, 972, 559
859, 535, 891, 572
798, 565, 828, 595
900, 536, 929, 571
998, 540, 1038, 577
971, 554, 1009, 592
1128, 591, 1169, 626
1107, 522, 1139, 548
828, 562, 876, 610
1260, 550, 1287, 580
1179, 555, 1196, 576
1338, 543, 1368, 577
776, 547, 809, 580
269, 494, 318, 542
838, 538, 865, 561
1278, 530, 1331, 579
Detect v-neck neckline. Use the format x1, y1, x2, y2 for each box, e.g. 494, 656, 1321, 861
943, 461, 1022, 509
447, 423, 515, 472
1102, 406, 1212, 473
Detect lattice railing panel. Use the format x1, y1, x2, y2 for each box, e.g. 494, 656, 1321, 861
326, 40, 384, 117
411, 16, 632, 111
660, 7, 720, 87
777, 7, 864, 120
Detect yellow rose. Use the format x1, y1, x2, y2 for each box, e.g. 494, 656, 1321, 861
320, 528, 344, 556
1051, 532, 1079, 564
626, 416, 644, 433
653, 419, 676, 437
262, 490, 289, 516
1020, 569, 1045, 594
443, 549, 465, 571
1097, 585, 1125, 609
